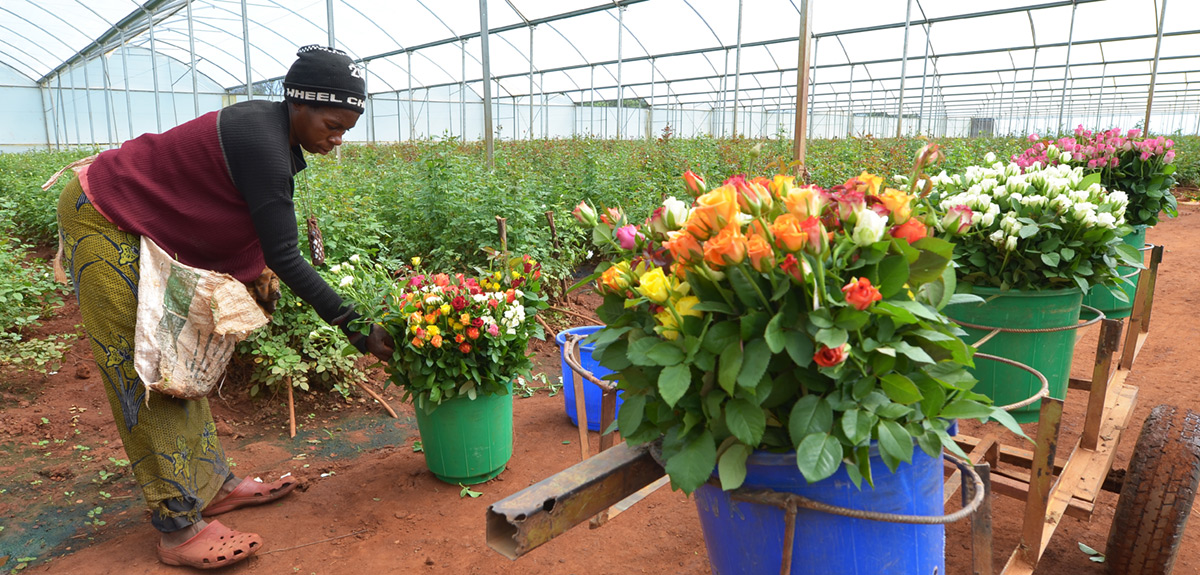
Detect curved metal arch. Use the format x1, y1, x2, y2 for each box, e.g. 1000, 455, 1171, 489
0, 24, 59, 74
133, 27, 264, 91
26, 2, 101, 49
0, 7, 80, 55
0, 42, 52, 81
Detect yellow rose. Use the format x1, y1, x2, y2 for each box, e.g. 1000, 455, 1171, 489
636, 267, 671, 304
654, 295, 702, 340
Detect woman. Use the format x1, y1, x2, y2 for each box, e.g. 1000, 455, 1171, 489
55, 45, 391, 569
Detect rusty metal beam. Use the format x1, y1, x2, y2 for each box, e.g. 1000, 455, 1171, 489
486, 441, 665, 559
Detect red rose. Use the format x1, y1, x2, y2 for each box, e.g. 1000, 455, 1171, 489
451, 295, 468, 311
466, 327, 481, 340
813, 344, 849, 368
459, 342, 472, 354
841, 277, 882, 311
472, 317, 484, 328
891, 219, 928, 244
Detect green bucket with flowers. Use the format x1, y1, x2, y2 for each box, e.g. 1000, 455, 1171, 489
339, 253, 549, 484
1081, 224, 1147, 318
1016, 128, 1178, 318
929, 153, 1141, 422
573, 152, 1024, 573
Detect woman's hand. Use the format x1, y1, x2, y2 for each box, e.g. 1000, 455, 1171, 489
365, 324, 394, 362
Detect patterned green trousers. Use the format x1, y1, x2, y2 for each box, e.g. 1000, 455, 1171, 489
57, 178, 231, 532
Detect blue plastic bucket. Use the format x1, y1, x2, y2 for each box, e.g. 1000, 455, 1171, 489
554, 326, 622, 431
694, 446, 945, 575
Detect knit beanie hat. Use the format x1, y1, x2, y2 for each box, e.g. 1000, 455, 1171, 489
283, 45, 366, 114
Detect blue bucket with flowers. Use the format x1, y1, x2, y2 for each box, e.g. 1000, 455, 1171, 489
570, 150, 1024, 575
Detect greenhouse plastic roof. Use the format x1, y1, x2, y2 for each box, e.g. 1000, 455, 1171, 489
2, 0, 1198, 121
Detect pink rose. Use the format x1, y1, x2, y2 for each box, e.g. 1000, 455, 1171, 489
616, 225, 640, 250
487, 323, 500, 337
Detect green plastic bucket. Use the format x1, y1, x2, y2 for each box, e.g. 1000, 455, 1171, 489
414, 386, 513, 485
1081, 225, 1147, 319
946, 287, 1083, 423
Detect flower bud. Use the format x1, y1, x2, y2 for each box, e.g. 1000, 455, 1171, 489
572, 200, 598, 226
683, 170, 707, 197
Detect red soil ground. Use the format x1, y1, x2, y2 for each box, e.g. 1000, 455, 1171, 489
3, 204, 1199, 575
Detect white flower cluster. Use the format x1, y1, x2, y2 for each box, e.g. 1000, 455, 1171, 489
933, 162, 1128, 253
501, 304, 526, 335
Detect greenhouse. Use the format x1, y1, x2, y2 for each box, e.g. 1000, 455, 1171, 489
3, 0, 1199, 152
2, 1, 1200, 575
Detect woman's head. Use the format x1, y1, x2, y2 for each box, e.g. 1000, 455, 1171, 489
284, 45, 365, 154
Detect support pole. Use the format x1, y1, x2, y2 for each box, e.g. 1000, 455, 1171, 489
1144, 0, 1168, 134
529, 26, 535, 140
732, 0, 744, 138
188, 0, 199, 118
69, 65, 81, 145
792, 0, 813, 171
616, 5, 625, 140
120, 29, 133, 141
847, 65, 854, 137
327, 0, 336, 47
408, 52, 414, 139
896, 0, 914, 138
1024, 10, 1037, 135
147, 8, 162, 132
808, 38, 818, 140
648, 59, 655, 140
917, 26, 931, 135
479, 0, 494, 169
461, 40, 467, 139
41, 83, 55, 150
241, 0, 252, 101
83, 57, 96, 144
1056, 0, 1078, 133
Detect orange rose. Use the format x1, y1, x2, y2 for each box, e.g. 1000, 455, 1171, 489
891, 219, 928, 244
841, 277, 883, 310
781, 185, 815, 219
703, 225, 748, 269
683, 170, 707, 196
814, 343, 849, 368
686, 185, 738, 241
664, 231, 704, 265
855, 172, 883, 195
769, 213, 811, 252
770, 174, 795, 195
878, 188, 913, 223
598, 261, 632, 294
411, 336, 424, 348
431, 334, 443, 348
746, 232, 775, 273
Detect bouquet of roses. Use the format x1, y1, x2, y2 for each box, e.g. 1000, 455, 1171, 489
1013, 126, 1177, 227
919, 156, 1141, 294
339, 254, 548, 410
573, 150, 1022, 495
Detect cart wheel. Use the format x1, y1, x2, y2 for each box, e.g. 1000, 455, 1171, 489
1105, 404, 1200, 575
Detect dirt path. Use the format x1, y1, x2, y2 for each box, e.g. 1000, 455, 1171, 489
3, 205, 1200, 575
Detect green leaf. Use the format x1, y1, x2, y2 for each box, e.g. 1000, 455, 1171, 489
892, 341, 935, 364
788, 395, 832, 445
584, 326, 631, 348
1019, 224, 1039, 239
908, 236, 955, 285
718, 344, 743, 394
726, 399, 766, 446
880, 373, 923, 404
692, 301, 736, 314
1041, 252, 1061, 267
877, 255, 910, 298
616, 393, 647, 436
737, 339, 772, 390
728, 266, 764, 309
459, 483, 483, 498
784, 331, 814, 367
665, 429, 717, 494
841, 408, 873, 444
1079, 172, 1102, 189
703, 321, 741, 354
939, 399, 992, 419
877, 420, 914, 465
796, 432, 842, 483
764, 311, 786, 353
718, 443, 753, 491
626, 337, 661, 367
658, 364, 692, 408
814, 328, 849, 348
646, 341, 686, 366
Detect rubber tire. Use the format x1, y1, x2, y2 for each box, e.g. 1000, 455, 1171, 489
1105, 404, 1200, 575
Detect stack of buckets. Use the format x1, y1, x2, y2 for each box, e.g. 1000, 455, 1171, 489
555, 326, 623, 430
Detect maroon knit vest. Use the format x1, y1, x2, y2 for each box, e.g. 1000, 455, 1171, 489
86, 112, 266, 282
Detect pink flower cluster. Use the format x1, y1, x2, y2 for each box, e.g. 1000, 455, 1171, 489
1012, 126, 1175, 171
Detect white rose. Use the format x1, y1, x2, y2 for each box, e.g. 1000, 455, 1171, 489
851, 208, 887, 247
340, 276, 353, 287
349, 254, 360, 262
1004, 236, 1018, 251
